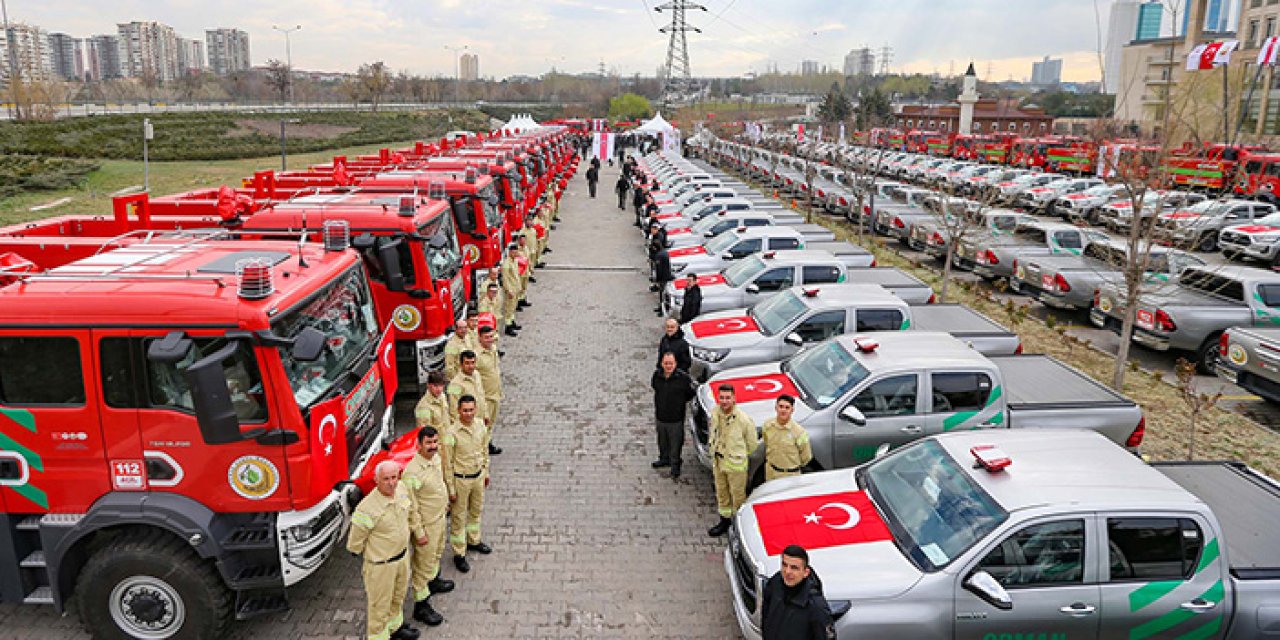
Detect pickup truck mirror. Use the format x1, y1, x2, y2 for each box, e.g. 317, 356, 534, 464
704, 231, 715, 238
290, 327, 327, 362
745, 283, 761, 295
964, 571, 1013, 611
874, 443, 892, 459
784, 332, 804, 347
183, 342, 251, 446
839, 405, 867, 426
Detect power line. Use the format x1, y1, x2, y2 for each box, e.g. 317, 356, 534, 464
704, 0, 738, 28
656, 0, 706, 107
638, 0, 661, 31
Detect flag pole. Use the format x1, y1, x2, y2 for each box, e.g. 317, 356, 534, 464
1232, 61, 1268, 148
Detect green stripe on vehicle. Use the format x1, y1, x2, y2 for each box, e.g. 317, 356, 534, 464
1129, 580, 1182, 612
900, 318, 910, 330
0, 408, 35, 432
0, 431, 43, 473
1196, 538, 1220, 574
1164, 166, 1224, 179
1128, 580, 1223, 640
12, 483, 48, 510
1175, 616, 1223, 640
942, 385, 1003, 431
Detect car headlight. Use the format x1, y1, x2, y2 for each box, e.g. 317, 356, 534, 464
692, 346, 729, 362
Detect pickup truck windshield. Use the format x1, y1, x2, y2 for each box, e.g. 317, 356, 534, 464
704, 231, 741, 255
752, 290, 807, 336
784, 340, 869, 408
861, 440, 1008, 572
685, 201, 713, 220
690, 214, 725, 235
274, 265, 379, 409
723, 255, 767, 287
419, 214, 462, 281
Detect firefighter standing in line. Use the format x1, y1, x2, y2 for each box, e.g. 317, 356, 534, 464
500, 244, 523, 337
475, 326, 504, 456
414, 371, 450, 433
707, 383, 758, 537
347, 461, 419, 640
444, 395, 494, 574
442, 319, 471, 381
404, 427, 452, 627
515, 233, 535, 289
447, 351, 491, 431
477, 283, 503, 319
762, 395, 812, 482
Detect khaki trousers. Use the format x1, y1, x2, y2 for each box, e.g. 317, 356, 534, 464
486, 397, 502, 434
361, 553, 409, 640
449, 475, 485, 556
502, 290, 519, 324
712, 457, 747, 518
410, 516, 447, 602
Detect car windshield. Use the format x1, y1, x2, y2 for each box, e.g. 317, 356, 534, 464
1250, 212, 1280, 226
691, 214, 728, 235
859, 440, 1008, 572
751, 290, 809, 336
704, 231, 741, 254
273, 265, 380, 409
420, 213, 462, 281
723, 255, 766, 287
1185, 200, 1232, 216
783, 340, 868, 408
685, 201, 714, 220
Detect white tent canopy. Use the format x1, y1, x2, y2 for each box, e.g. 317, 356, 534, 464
635, 112, 681, 153
504, 113, 542, 133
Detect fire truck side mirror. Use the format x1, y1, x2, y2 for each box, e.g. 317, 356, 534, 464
290, 328, 326, 362
351, 233, 376, 250
378, 240, 407, 292
182, 341, 249, 446
148, 331, 194, 364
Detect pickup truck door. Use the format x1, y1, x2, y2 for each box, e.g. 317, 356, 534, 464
832, 372, 923, 466
1096, 515, 1230, 639
767, 237, 802, 251
1251, 283, 1280, 327
955, 516, 1100, 639
749, 267, 797, 306
923, 371, 1004, 433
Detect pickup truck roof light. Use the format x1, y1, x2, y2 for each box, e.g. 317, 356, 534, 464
737, 226, 748, 232
852, 336, 879, 352
802, 288, 820, 297
763, 251, 777, 259
971, 445, 1012, 472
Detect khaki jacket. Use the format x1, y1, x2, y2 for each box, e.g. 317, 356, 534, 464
762, 418, 813, 472
710, 406, 758, 473
346, 484, 412, 563
403, 452, 449, 539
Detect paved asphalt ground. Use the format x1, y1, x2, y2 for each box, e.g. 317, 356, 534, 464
0, 161, 740, 638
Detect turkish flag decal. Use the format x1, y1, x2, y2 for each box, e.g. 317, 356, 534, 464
752, 490, 893, 556
673, 273, 726, 290
309, 395, 348, 495
667, 227, 692, 236
377, 324, 398, 403
689, 315, 759, 338
712, 372, 797, 403
669, 246, 708, 258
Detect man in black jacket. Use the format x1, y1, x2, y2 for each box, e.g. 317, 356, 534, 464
761, 546, 836, 640
586, 164, 599, 198
650, 351, 696, 479
678, 273, 702, 324
657, 318, 691, 372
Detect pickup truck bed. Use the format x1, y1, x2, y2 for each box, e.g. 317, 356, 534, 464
803, 241, 875, 267
991, 354, 1134, 409
843, 267, 934, 304
911, 304, 1019, 355
1155, 461, 1280, 577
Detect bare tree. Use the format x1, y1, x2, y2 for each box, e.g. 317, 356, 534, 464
264, 59, 291, 102
358, 61, 391, 111
1174, 357, 1221, 459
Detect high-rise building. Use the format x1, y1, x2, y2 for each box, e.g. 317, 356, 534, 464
1030, 56, 1063, 86
84, 34, 123, 81
176, 37, 204, 74
1104, 0, 1143, 93
1183, 0, 1236, 35
205, 28, 250, 75
117, 21, 181, 81
800, 59, 819, 76
842, 47, 876, 77
2, 23, 53, 84
1136, 2, 1164, 40
459, 52, 479, 81
47, 32, 83, 81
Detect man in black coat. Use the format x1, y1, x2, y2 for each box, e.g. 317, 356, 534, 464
657, 318, 691, 372
586, 165, 599, 198
651, 249, 672, 312
678, 273, 702, 324
615, 174, 630, 210
761, 546, 836, 640
650, 351, 696, 479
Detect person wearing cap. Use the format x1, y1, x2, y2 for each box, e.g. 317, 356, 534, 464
500, 244, 523, 337
762, 395, 812, 482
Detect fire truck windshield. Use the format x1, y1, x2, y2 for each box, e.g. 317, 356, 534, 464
505, 170, 524, 203
478, 184, 504, 229
274, 265, 379, 408
419, 214, 462, 281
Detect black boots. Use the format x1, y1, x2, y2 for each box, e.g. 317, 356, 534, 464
707, 517, 731, 537
390, 623, 420, 639
427, 576, 455, 594
412, 598, 443, 627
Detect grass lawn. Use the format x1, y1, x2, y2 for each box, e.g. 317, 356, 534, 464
0, 139, 419, 225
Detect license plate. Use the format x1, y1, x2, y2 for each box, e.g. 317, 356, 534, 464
1041, 274, 1054, 290
1136, 309, 1155, 330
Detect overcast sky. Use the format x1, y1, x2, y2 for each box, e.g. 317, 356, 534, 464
10, 0, 1119, 82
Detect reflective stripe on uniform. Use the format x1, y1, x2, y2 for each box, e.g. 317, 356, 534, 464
465, 522, 481, 533
449, 532, 466, 544
386, 612, 404, 634
352, 512, 376, 529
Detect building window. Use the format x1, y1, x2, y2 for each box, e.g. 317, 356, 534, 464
1008, 122, 1017, 131
1249, 19, 1260, 47
1268, 16, 1277, 38
1040, 122, 1048, 132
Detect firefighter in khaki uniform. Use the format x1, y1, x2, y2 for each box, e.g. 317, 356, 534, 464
403, 426, 451, 627
707, 383, 758, 537
761, 395, 812, 482
520, 217, 541, 267
442, 319, 471, 382
444, 396, 493, 574
414, 371, 450, 434
500, 244, 523, 337
448, 350, 499, 455
347, 461, 419, 640
477, 283, 503, 319
474, 326, 503, 448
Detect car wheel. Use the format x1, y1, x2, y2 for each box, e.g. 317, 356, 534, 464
1197, 333, 1223, 375
1196, 232, 1218, 252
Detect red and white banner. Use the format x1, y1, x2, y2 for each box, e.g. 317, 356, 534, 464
1187, 40, 1238, 70
688, 314, 760, 338
309, 395, 348, 495
796, 124, 806, 142
752, 490, 893, 556
1260, 36, 1280, 66
593, 132, 615, 161
710, 372, 798, 403
377, 323, 398, 403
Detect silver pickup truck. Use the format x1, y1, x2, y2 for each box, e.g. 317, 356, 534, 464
1011, 239, 1205, 310
690, 331, 1145, 479
727, 429, 1280, 639
956, 221, 1107, 280
911, 209, 1030, 258
1092, 264, 1280, 372
1216, 326, 1280, 403
663, 210, 806, 248
662, 249, 873, 317
685, 283, 1019, 380
667, 226, 836, 275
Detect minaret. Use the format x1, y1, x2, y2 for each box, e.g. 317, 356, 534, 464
958, 62, 979, 134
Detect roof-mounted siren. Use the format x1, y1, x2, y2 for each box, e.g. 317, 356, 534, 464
802, 288, 820, 297
428, 180, 447, 200
971, 445, 1012, 472
464, 166, 478, 184
852, 336, 879, 353
323, 219, 350, 252
236, 258, 275, 300
399, 195, 416, 217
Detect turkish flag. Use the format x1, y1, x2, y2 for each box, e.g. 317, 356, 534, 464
752, 490, 893, 556
516, 254, 529, 275
377, 324, 398, 403
712, 372, 798, 404
333, 162, 350, 186
688, 314, 760, 338
667, 227, 692, 236
668, 246, 707, 258
673, 273, 725, 290
309, 395, 348, 495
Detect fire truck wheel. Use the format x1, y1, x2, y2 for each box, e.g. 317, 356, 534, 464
77, 530, 232, 640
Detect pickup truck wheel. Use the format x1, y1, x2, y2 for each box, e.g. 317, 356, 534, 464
76, 530, 232, 640
1197, 334, 1223, 375
1196, 232, 1218, 252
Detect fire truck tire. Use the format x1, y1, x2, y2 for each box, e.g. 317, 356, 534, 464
76, 530, 232, 640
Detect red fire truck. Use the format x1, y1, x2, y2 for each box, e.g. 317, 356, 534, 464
0, 235, 396, 639
1161, 142, 1263, 191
